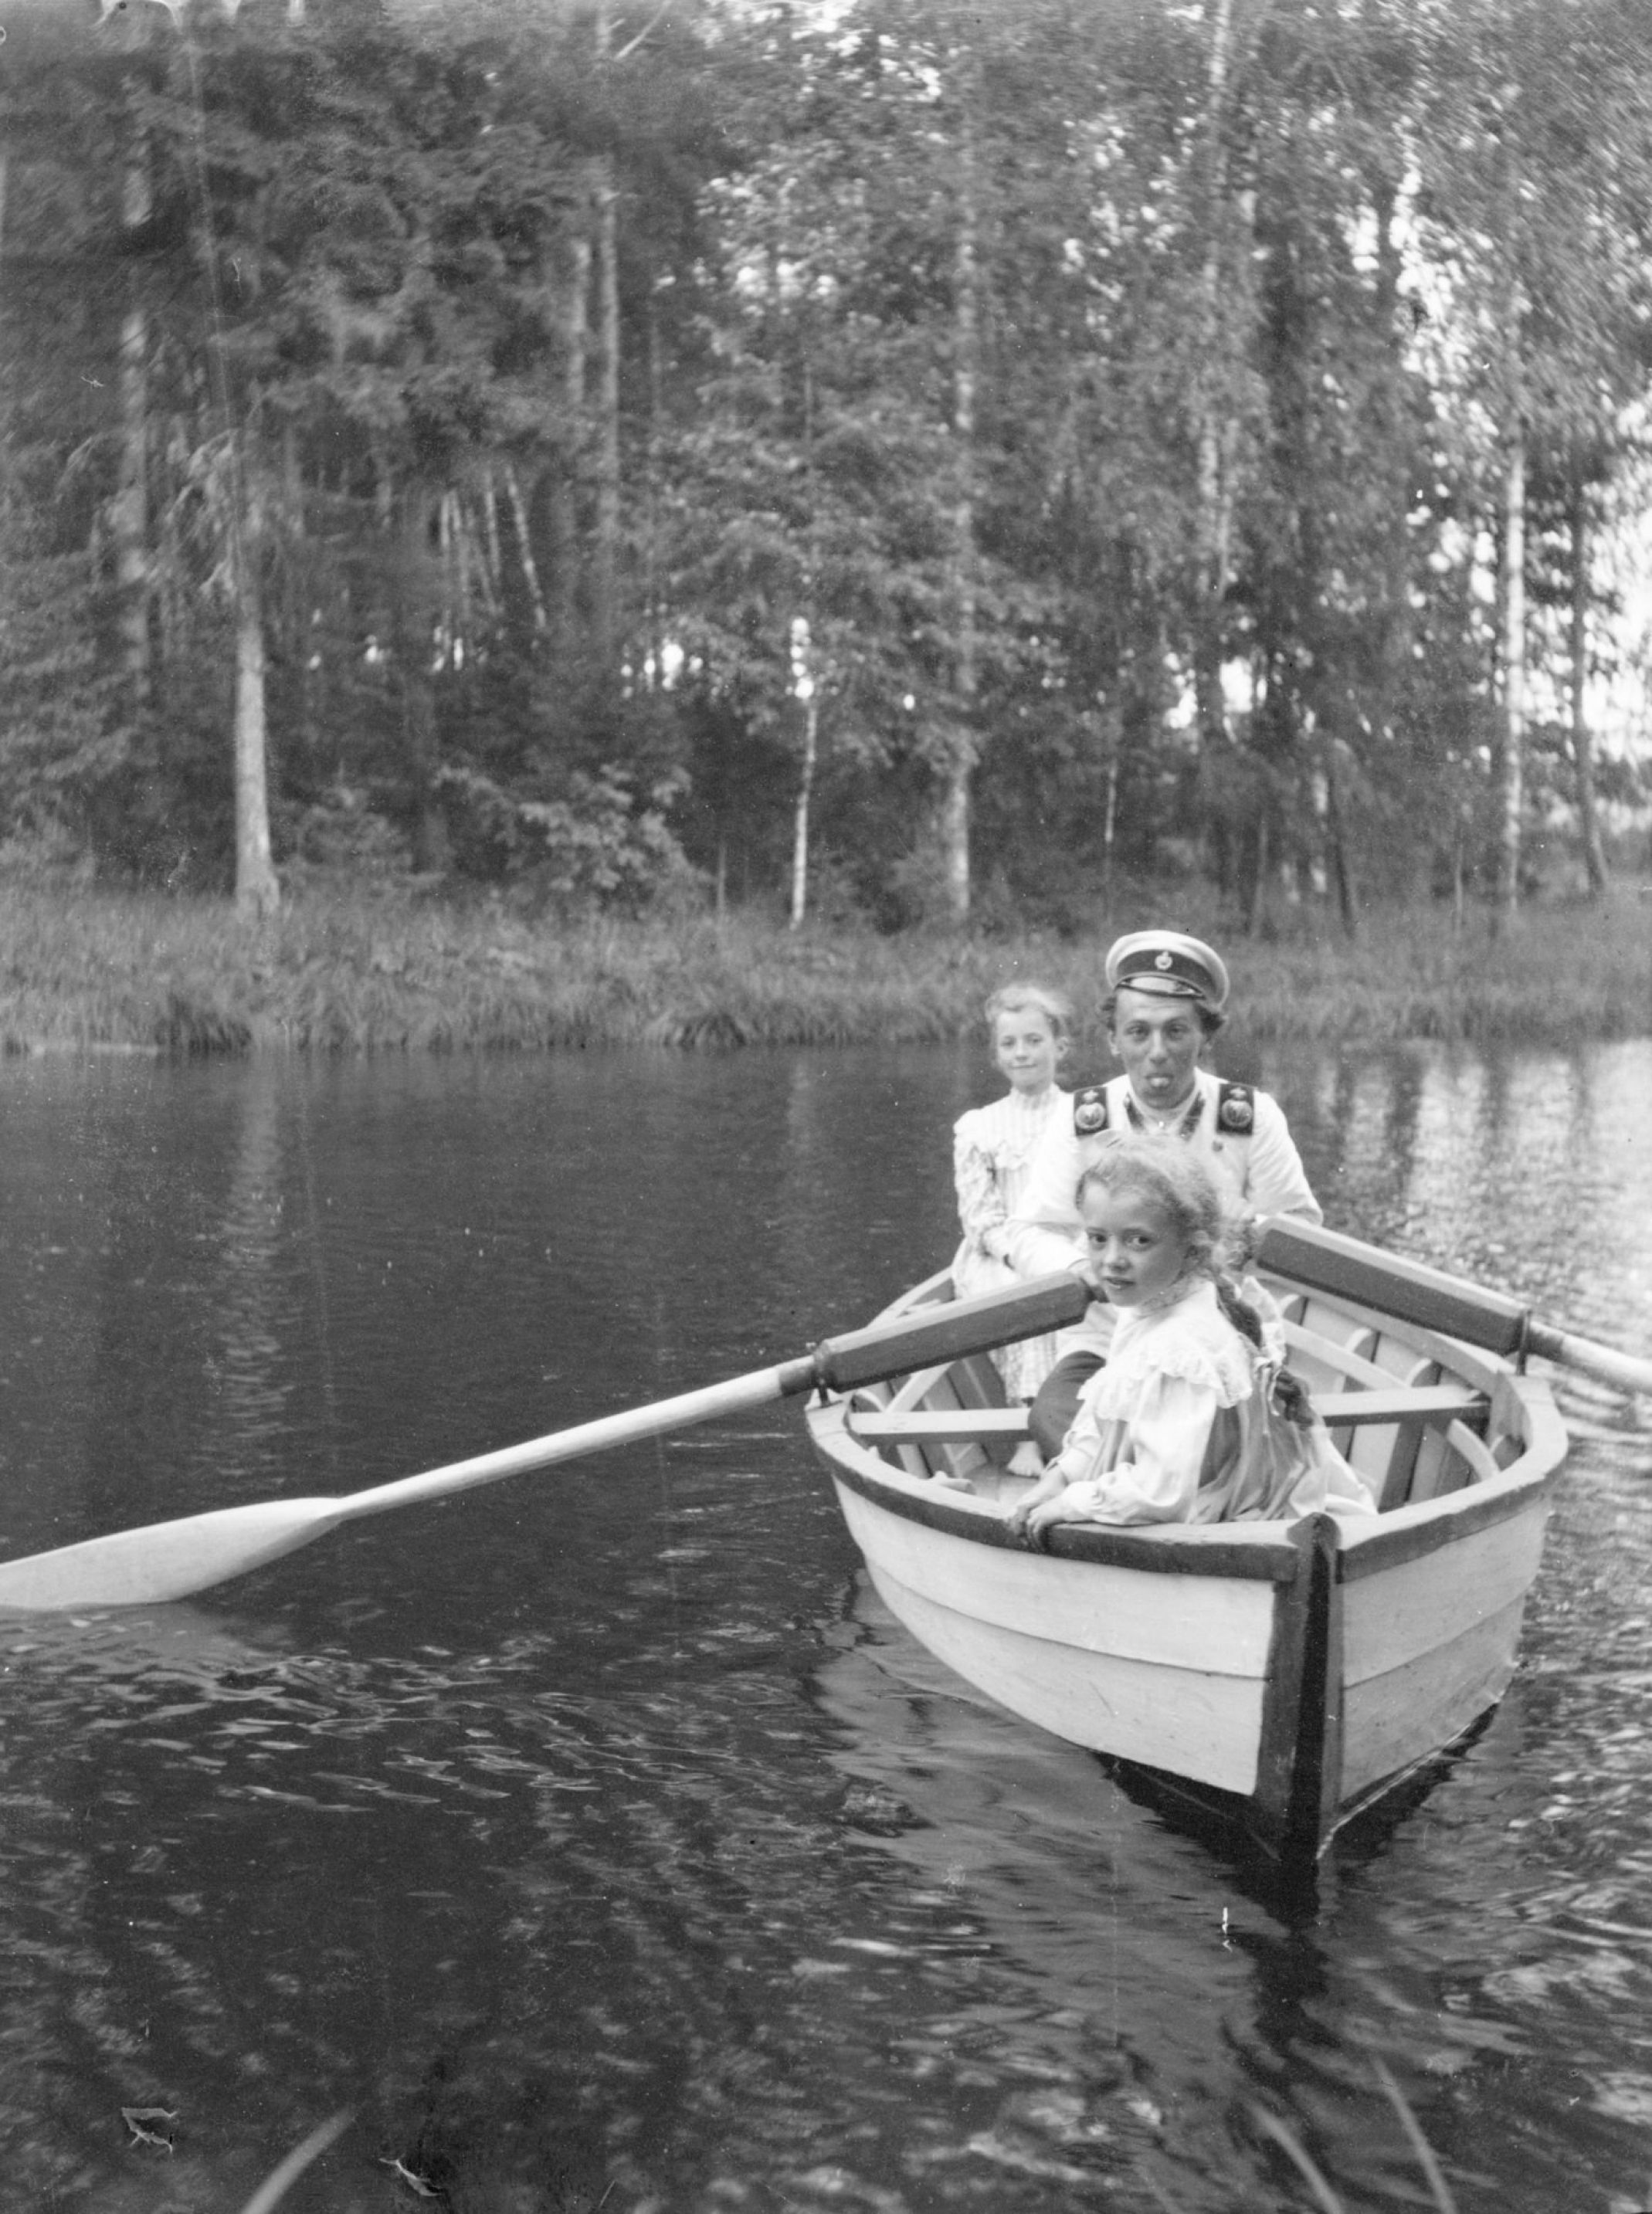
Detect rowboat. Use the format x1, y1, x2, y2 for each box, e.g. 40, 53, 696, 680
804, 1218, 1570, 1863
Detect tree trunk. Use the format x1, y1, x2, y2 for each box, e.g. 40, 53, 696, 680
1491, 83, 1525, 935
592, 2, 621, 683
548, 229, 589, 664
1324, 739, 1358, 939
585, 166, 621, 680
789, 358, 820, 930
480, 466, 504, 600
941, 63, 980, 927
115, 93, 151, 714
281, 425, 318, 761
398, 481, 447, 873
0, 147, 10, 526
1569, 463, 1608, 897
595, 178, 620, 673
1191, 0, 1235, 757
1247, 802, 1270, 938
1101, 751, 1118, 915
1494, 419, 1525, 928
1451, 819, 1466, 934
789, 685, 817, 931
1369, 171, 1414, 735
232, 467, 280, 920
503, 463, 548, 633
644, 288, 663, 687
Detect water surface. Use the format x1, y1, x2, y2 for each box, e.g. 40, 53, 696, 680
1, 1040, 1648, 2212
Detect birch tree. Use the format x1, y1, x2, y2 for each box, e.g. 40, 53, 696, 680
938, 44, 979, 925
230, 453, 280, 916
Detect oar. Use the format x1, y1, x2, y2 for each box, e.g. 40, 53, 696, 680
1521, 1318, 1652, 1396
1257, 1216, 1652, 1397
0, 1272, 1090, 1614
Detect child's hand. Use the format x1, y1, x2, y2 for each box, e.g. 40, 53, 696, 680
1018, 1493, 1075, 1549
1004, 1473, 1069, 1544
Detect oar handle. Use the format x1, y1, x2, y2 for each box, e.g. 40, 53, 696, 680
811, 1270, 1090, 1390
1257, 1215, 1528, 1353
1525, 1321, 1652, 1399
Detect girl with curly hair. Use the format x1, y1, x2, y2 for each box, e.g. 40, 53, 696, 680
1005, 1138, 1376, 1544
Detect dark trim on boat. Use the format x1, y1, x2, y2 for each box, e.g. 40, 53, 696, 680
1254, 1514, 1343, 1856
1101, 1706, 1500, 1875
822, 1426, 1301, 1583
1335, 1460, 1561, 1579
1257, 1219, 1529, 1355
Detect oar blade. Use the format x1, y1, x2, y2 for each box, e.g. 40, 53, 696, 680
0, 1499, 345, 1612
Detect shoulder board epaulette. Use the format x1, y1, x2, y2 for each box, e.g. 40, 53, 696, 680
1216, 1080, 1256, 1134
1073, 1086, 1110, 1136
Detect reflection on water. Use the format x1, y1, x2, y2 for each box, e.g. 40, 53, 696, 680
1272, 1039, 1652, 1408
0, 1040, 1647, 2211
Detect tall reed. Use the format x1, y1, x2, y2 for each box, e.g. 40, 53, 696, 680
0, 883, 1645, 1056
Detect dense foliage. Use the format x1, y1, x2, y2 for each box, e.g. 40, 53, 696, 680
1, 0, 1649, 928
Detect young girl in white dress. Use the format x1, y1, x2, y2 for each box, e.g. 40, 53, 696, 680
952, 985, 1074, 1435
1005, 1136, 1377, 1542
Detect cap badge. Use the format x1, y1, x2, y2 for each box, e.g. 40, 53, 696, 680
1154, 951, 1173, 971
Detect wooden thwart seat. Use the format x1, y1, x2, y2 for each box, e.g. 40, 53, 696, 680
853, 1274, 1495, 1513
850, 1382, 1486, 1446
857, 1348, 1009, 1483
853, 1407, 1031, 1440
852, 1374, 1496, 1514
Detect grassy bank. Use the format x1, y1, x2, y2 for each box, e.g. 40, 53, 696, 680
2, 881, 1648, 1055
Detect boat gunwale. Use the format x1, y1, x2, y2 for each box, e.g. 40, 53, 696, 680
813, 1395, 1560, 1583
808, 1263, 1568, 1585
814, 1402, 1304, 1581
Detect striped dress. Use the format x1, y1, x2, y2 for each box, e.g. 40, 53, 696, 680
952, 1083, 1071, 1402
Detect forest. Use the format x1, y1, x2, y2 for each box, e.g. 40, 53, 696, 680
2, 0, 1650, 940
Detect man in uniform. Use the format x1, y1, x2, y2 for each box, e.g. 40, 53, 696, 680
1004, 928, 1322, 1456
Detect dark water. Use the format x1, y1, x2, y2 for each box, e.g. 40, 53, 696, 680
0, 1040, 1649, 2214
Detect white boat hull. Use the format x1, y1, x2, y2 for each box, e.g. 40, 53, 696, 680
807, 1256, 1568, 1859
836, 1480, 1274, 1795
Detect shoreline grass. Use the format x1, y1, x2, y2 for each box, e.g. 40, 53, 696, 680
1, 880, 1648, 1056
